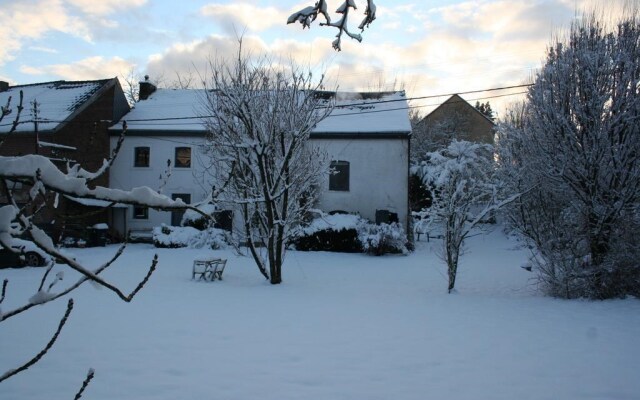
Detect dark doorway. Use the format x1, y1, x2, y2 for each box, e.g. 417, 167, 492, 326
171, 193, 191, 226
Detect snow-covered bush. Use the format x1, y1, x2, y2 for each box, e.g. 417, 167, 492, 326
358, 222, 409, 256
292, 213, 409, 255
497, 11, 640, 299
181, 203, 216, 230
415, 140, 519, 292
291, 213, 363, 252
153, 224, 230, 249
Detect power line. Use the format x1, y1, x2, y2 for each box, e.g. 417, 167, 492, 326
0, 84, 530, 128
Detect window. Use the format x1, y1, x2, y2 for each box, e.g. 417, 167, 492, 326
329, 160, 350, 191
175, 147, 191, 168
134, 147, 150, 167
6, 179, 23, 191
133, 206, 148, 219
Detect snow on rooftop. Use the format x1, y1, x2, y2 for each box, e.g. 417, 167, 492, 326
315, 91, 411, 134
119, 89, 207, 132
0, 80, 109, 133
114, 89, 411, 135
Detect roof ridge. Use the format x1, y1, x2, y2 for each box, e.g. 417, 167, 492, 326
8, 78, 112, 89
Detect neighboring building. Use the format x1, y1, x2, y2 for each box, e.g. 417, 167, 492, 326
0, 78, 130, 239
108, 80, 411, 237
412, 94, 495, 158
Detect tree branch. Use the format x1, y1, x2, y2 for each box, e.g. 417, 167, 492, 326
0, 299, 74, 383
73, 368, 95, 400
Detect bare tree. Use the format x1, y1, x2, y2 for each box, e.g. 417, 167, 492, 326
120, 67, 141, 106
0, 101, 207, 392
288, 0, 377, 51
497, 10, 640, 299
199, 47, 332, 284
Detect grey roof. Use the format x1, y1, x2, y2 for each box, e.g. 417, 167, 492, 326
0, 79, 112, 133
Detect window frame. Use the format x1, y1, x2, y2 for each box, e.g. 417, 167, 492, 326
174, 147, 192, 168
132, 206, 149, 220
134, 146, 150, 168
329, 160, 350, 192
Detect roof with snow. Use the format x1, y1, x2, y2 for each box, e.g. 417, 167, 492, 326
0, 79, 113, 133
113, 89, 411, 138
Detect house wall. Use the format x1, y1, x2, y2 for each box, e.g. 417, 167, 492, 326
0, 81, 129, 238
110, 134, 410, 234
413, 95, 494, 156
312, 137, 409, 230
109, 135, 210, 233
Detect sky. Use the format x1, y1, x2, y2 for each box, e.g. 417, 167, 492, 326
0, 0, 631, 117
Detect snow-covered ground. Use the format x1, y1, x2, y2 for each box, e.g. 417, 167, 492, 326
1, 227, 639, 400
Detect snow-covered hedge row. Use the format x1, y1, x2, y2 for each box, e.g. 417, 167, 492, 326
291, 213, 409, 255
152, 224, 230, 249
293, 214, 362, 253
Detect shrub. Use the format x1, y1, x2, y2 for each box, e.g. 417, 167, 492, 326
292, 213, 363, 252
358, 222, 409, 256
153, 224, 230, 249
292, 213, 409, 255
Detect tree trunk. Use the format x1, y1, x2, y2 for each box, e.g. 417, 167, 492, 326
447, 248, 458, 293
269, 260, 282, 284
446, 216, 459, 293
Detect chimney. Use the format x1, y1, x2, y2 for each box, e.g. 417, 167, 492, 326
139, 75, 157, 100
0, 81, 8, 92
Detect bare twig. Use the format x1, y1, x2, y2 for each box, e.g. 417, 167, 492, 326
73, 368, 95, 400
0, 299, 74, 383
0, 279, 7, 305
157, 159, 172, 194
0, 243, 150, 322
0, 90, 24, 147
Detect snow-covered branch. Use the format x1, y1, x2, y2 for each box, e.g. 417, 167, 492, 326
0, 91, 209, 388
287, 0, 376, 51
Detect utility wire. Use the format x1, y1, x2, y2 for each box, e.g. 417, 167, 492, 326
0, 84, 530, 128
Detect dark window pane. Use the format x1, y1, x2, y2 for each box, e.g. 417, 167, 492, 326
175, 147, 191, 168
133, 206, 148, 219
134, 147, 150, 167
329, 161, 349, 191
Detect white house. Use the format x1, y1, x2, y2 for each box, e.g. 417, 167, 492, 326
108, 81, 411, 237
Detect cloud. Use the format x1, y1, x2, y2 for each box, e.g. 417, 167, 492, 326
20, 56, 136, 80
145, 35, 267, 84
0, 0, 91, 65
28, 46, 59, 54
67, 0, 147, 16
200, 3, 287, 33
0, 0, 148, 67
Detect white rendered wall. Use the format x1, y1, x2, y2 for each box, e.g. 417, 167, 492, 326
312, 138, 409, 229
111, 135, 410, 233
109, 135, 211, 232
